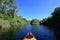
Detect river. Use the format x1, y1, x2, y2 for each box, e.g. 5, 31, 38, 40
15, 24, 56, 40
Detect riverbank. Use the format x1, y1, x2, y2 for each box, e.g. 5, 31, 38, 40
0, 18, 29, 40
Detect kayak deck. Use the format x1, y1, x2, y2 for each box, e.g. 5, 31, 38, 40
24, 32, 37, 40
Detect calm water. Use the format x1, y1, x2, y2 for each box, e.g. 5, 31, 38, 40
15, 24, 56, 40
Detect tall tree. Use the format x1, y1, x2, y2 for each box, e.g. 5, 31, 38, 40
0, 0, 17, 18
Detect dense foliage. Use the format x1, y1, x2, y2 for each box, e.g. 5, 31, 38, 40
30, 19, 40, 25
0, 0, 28, 40
0, 0, 17, 18
0, 0, 60, 40
40, 7, 60, 40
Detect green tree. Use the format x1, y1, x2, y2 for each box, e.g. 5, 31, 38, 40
30, 19, 40, 25
0, 0, 17, 18
41, 7, 60, 40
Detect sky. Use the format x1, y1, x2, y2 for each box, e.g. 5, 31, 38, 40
16, 0, 60, 20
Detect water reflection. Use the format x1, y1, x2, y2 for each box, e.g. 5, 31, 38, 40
15, 24, 56, 40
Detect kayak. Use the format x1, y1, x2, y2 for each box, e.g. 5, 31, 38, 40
24, 32, 37, 40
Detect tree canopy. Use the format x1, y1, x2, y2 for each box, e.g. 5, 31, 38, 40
30, 19, 40, 25
40, 7, 60, 40
0, 0, 17, 18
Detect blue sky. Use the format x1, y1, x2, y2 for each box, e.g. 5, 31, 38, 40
16, 0, 60, 20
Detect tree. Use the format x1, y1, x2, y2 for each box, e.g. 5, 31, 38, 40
0, 0, 17, 18
30, 19, 40, 25
41, 7, 60, 40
